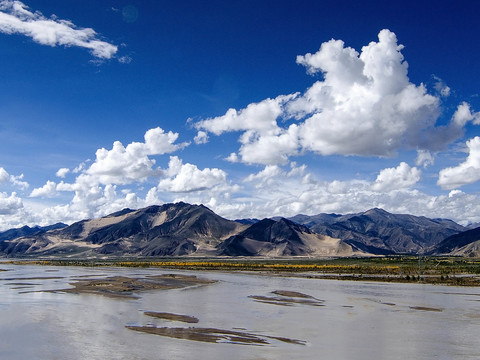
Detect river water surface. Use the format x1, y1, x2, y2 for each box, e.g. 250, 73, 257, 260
0, 263, 479, 360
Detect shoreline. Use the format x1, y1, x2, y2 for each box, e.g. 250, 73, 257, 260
3, 256, 480, 286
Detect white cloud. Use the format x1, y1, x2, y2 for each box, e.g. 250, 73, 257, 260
0, 167, 8, 182
82, 127, 188, 186
0, 0, 117, 59
452, 102, 480, 126
30, 180, 57, 198
0, 167, 28, 189
194, 131, 209, 145
118, 55, 132, 64
415, 150, 434, 168
9, 173, 28, 190
158, 156, 228, 193
437, 137, 480, 189
202, 165, 480, 226
0, 191, 23, 215
237, 124, 300, 165
196, 29, 476, 165
196, 95, 300, 165
196, 95, 295, 135
11, 127, 191, 224
371, 162, 421, 192
244, 165, 284, 184
292, 29, 440, 156
433, 75, 451, 97
56, 167, 70, 178
225, 152, 239, 163
73, 162, 88, 174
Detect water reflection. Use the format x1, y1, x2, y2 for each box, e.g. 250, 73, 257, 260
0, 263, 479, 359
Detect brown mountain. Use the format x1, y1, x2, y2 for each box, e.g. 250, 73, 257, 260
217, 218, 364, 257
0, 202, 245, 257
290, 208, 465, 254
429, 227, 480, 257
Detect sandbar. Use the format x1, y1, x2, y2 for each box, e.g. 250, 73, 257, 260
249, 290, 324, 307
144, 311, 199, 323
126, 326, 306, 346
56, 274, 216, 299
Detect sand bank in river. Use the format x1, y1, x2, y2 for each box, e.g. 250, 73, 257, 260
249, 289, 325, 307
56, 274, 216, 299
144, 311, 199, 323
126, 325, 306, 346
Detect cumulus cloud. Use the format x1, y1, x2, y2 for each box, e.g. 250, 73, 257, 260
371, 162, 421, 192
81, 127, 188, 186
12, 127, 192, 224
196, 95, 295, 135
292, 29, 440, 156
0, 191, 23, 215
452, 102, 480, 126
244, 165, 283, 187
158, 156, 228, 193
415, 150, 434, 168
0, 167, 29, 189
194, 131, 209, 145
9, 173, 28, 190
196, 29, 477, 165
244, 163, 307, 189
30, 180, 57, 198
196, 95, 300, 165
437, 137, 480, 189
56, 167, 70, 178
0, 0, 117, 59
0, 167, 8, 183
200, 164, 480, 226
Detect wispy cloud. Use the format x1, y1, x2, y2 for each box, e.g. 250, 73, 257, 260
0, 0, 117, 59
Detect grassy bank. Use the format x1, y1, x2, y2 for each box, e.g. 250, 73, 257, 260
5, 256, 480, 286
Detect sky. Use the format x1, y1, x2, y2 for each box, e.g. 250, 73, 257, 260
0, 0, 479, 230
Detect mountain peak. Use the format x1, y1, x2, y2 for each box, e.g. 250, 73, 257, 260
363, 208, 389, 216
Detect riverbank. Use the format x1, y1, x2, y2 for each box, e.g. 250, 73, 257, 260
3, 256, 480, 286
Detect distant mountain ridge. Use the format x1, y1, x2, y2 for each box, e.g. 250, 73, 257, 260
218, 218, 362, 257
0, 203, 473, 258
0, 202, 245, 257
289, 208, 465, 254
0, 223, 67, 242
428, 227, 480, 257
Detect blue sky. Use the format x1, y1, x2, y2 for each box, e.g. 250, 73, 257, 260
0, 0, 479, 229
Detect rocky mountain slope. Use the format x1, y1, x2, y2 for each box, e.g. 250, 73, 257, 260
218, 218, 362, 256
0, 203, 245, 257
290, 208, 465, 254
0, 203, 470, 258
428, 227, 480, 257
0, 223, 67, 242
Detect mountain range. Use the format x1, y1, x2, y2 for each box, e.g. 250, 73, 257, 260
0, 202, 478, 258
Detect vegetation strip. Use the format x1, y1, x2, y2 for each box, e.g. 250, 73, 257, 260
5, 256, 480, 286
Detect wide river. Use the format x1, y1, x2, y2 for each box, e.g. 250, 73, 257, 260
0, 262, 479, 360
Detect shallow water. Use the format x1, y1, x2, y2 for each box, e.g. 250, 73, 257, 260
0, 263, 479, 360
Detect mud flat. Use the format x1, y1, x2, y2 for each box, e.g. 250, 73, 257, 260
144, 311, 199, 324
409, 306, 443, 312
249, 289, 324, 307
126, 325, 306, 346
54, 274, 216, 299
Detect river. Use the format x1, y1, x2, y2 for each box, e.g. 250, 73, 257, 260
0, 263, 479, 359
